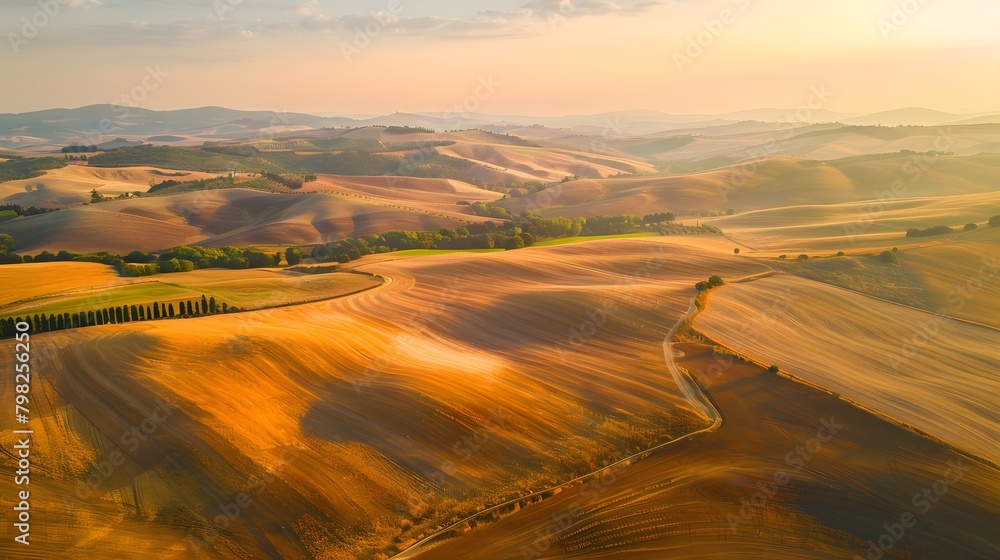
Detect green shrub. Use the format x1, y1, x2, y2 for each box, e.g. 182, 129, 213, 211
877, 250, 898, 264
159, 258, 182, 273
906, 225, 954, 238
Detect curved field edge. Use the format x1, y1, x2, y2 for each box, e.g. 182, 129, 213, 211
392, 285, 724, 559
693, 274, 1000, 469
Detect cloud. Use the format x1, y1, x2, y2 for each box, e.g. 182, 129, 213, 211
300, 0, 667, 39
295, 0, 318, 16
523, 0, 622, 17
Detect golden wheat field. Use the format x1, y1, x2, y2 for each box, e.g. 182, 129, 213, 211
0, 240, 775, 559
4, 6, 1000, 557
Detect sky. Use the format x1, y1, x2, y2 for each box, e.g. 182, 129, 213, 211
2, 0, 998, 116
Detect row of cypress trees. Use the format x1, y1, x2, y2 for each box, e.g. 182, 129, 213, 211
1, 294, 227, 338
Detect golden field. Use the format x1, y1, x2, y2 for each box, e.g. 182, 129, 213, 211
0, 240, 775, 559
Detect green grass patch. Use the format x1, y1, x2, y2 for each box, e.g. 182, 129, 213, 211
5, 282, 202, 318
4, 270, 380, 318
165, 273, 379, 309
533, 232, 659, 246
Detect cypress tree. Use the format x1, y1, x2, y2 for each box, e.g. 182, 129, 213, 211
78, 312, 87, 327
87, 311, 95, 325
57, 315, 65, 330
139, 306, 145, 320
153, 303, 161, 319
186, 300, 193, 316
201, 294, 209, 314
115, 307, 124, 323
130, 305, 139, 321
96, 313, 104, 325
122, 306, 131, 322
168, 304, 175, 317
209, 297, 217, 314
72, 314, 80, 328
48, 315, 57, 331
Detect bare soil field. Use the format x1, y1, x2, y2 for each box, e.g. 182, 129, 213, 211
413, 343, 1000, 559
695, 274, 1000, 465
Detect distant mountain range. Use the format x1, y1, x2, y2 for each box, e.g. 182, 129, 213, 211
1, 105, 997, 150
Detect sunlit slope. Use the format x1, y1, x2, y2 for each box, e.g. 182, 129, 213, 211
0, 240, 769, 559
507, 155, 1000, 218
298, 174, 504, 218
415, 344, 1000, 559
645, 123, 1000, 161
701, 190, 1000, 251
696, 275, 1000, 465
0, 261, 126, 305
900, 225, 1000, 328
0, 165, 219, 206
434, 142, 656, 181
0, 188, 487, 252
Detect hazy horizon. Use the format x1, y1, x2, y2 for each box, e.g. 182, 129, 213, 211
6, 103, 1000, 121
3, 0, 998, 116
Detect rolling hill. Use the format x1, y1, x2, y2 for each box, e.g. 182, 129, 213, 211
0, 188, 496, 253
506, 154, 1000, 221
0, 239, 772, 559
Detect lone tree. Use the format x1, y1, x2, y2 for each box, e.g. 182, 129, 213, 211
768, 365, 779, 374
708, 275, 725, 287
285, 247, 303, 266
0, 233, 15, 253
734, 248, 740, 255
695, 281, 711, 291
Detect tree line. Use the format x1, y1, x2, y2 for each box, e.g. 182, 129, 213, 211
0, 242, 301, 273
0, 203, 59, 217
311, 211, 682, 264
0, 294, 228, 338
